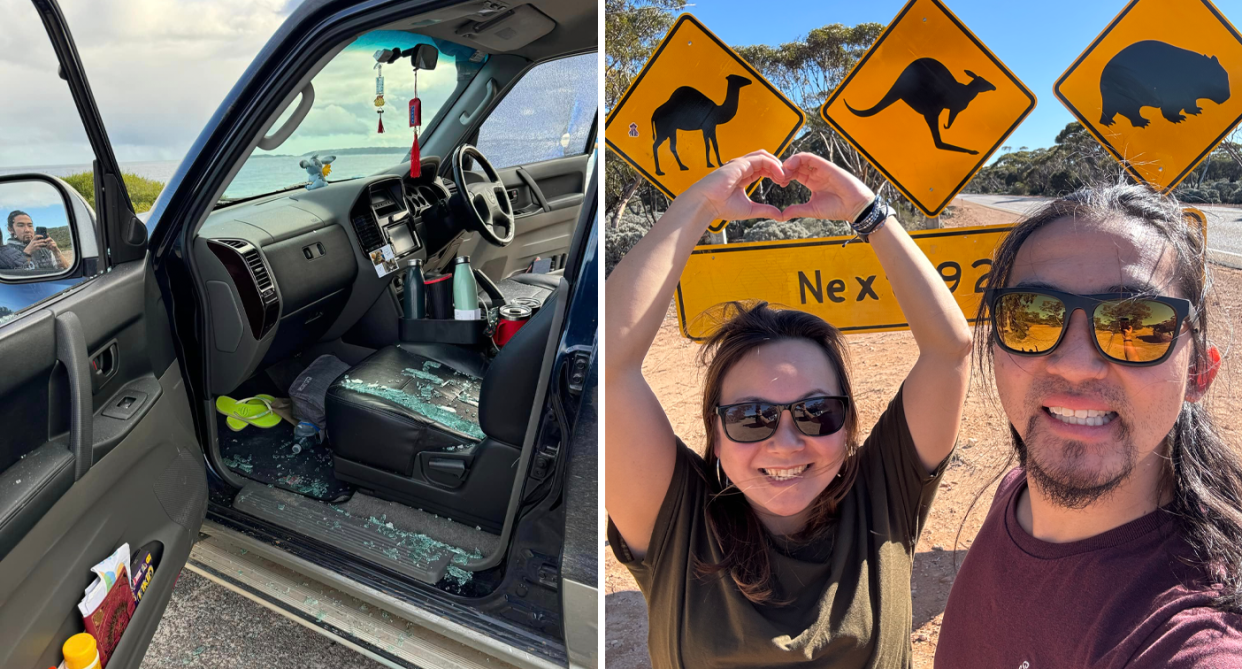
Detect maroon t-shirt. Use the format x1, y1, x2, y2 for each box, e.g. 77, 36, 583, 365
936, 469, 1242, 668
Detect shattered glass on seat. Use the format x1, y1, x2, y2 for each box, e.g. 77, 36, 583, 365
338, 357, 484, 441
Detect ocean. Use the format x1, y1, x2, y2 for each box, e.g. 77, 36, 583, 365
0, 152, 408, 207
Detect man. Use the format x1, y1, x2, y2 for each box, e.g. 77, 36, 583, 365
936, 185, 1242, 667
0, 210, 68, 271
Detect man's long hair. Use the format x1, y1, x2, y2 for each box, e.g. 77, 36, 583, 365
969, 184, 1242, 612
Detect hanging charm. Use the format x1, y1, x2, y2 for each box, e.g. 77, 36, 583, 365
410, 69, 422, 177
374, 63, 386, 134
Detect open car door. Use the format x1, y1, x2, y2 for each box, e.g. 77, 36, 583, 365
0, 1, 206, 667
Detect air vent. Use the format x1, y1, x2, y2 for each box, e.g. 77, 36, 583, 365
241, 248, 277, 304
350, 211, 384, 252
207, 239, 280, 339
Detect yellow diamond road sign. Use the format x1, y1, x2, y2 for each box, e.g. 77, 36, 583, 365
821, 0, 1036, 217
605, 14, 805, 232
1055, 0, 1242, 192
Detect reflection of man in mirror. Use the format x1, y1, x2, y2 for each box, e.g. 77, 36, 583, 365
0, 210, 67, 271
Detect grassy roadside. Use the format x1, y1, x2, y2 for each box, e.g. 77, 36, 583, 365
61, 171, 165, 213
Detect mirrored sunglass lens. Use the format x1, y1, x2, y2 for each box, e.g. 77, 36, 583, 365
995, 293, 1065, 354
1092, 299, 1177, 363
723, 403, 777, 441
794, 398, 846, 436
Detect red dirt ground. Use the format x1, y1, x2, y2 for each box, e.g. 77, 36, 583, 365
604, 199, 1242, 667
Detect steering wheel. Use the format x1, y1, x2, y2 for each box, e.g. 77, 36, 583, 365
450, 144, 514, 247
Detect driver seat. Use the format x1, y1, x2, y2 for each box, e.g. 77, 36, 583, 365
324, 283, 563, 533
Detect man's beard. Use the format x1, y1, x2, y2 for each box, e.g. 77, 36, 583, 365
1014, 409, 1135, 510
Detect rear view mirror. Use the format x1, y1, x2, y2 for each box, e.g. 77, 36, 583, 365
0, 176, 78, 281
409, 43, 438, 71
374, 43, 439, 70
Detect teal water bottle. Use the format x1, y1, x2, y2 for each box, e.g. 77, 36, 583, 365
452, 256, 480, 320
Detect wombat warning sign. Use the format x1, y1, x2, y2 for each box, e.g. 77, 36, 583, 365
821, 0, 1036, 218
1055, 0, 1242, 192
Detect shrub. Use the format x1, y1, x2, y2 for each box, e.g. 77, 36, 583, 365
1178, 186, 1220, 204
61, 171, 166, 213
605, 222, 650, 276
742, 219, 810, 242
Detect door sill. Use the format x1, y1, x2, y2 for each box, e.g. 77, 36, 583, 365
198, 521, 565, 669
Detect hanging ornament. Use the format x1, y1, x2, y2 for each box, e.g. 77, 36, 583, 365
374, 63, 386, 134
410, 69, 422, 177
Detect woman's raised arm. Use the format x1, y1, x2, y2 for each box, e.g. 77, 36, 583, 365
605, 151, 786, 558
781, 153, 972, 473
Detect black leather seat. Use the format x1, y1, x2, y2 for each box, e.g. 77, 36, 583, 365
324, 290, 559, 532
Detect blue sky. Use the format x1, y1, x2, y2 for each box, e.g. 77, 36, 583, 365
687, 0, 1242, 151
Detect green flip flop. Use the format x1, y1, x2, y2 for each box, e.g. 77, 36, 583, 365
215, 395, 283, 431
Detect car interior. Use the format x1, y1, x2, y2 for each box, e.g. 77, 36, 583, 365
190, 0, 596, 593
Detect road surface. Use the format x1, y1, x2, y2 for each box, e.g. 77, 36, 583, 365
956, 194, 1242, 269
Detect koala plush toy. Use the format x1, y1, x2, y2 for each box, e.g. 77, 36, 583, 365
299, 154, 337, 190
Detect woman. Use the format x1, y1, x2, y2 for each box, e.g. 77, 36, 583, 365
605, 150, 973, 667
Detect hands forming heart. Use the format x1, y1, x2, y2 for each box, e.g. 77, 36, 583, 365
688, 151, 875, 226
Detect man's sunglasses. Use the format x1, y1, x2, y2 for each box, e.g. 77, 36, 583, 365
987, 288, 1192, 366
715, 396, 850, 443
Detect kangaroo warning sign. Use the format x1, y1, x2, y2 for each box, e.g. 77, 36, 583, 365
605, 14, 805, 233
674, 224, 1013, 339
821, 0, 1036, 217
1055, 0, 1242, 192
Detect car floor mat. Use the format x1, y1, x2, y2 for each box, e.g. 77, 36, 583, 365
217, 410, 354, 503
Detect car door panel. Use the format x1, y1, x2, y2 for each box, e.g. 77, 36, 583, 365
471, 154, 589, 280
0, 259, 205, 668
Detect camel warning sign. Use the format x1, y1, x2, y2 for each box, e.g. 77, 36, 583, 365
674, 224, 1013, 339
604, 14, 805, 233
1055, 0, 1242, 192
821, 0, 1036, 218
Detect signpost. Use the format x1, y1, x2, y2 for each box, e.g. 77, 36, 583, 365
820, 0, 1036, 217
674, 224, 1012, 339
604, 14, 805, 233
1055, 0, 1242, 192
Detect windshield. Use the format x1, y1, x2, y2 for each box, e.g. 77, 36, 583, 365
219, 31, 486, 204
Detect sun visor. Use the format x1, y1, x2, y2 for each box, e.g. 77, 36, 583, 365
454, 5, 555, 52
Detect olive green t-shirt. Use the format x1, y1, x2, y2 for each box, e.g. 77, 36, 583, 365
607, 388, 947, 668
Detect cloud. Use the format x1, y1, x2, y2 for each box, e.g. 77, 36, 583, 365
0, 3, 494, 176
0, 0, 299, 167
0, 180, 68, 209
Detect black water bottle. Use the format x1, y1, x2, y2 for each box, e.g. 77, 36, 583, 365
403, 258, 426, 318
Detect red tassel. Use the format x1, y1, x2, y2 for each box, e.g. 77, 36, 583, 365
378, 116, 384, 134
411, 135, 420, 177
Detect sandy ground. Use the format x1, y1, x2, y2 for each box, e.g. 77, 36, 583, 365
604, 199, 1242, 667
141, 570, 384, 668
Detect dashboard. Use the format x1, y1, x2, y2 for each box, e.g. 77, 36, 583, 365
193, 158, 458, 394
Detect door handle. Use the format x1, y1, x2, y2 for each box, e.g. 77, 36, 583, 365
516, 168, 550, 212
55, 312, 93, 480
459, 79, 496, 125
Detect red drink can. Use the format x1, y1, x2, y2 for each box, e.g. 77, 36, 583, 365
494, 304, 532, 347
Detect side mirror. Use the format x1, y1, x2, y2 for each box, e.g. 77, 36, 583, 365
0, 175, 80, 282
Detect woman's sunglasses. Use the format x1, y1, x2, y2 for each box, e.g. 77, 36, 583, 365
987, 288, 1193, 366
715, 396, 850, 443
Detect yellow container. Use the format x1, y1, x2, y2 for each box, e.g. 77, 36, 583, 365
62, 633, 100, 669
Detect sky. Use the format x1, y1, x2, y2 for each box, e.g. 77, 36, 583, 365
0, 0, 303, 169
687, 0, 1242, 152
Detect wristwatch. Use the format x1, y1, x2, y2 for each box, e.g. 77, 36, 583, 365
850, 195, 895, 243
